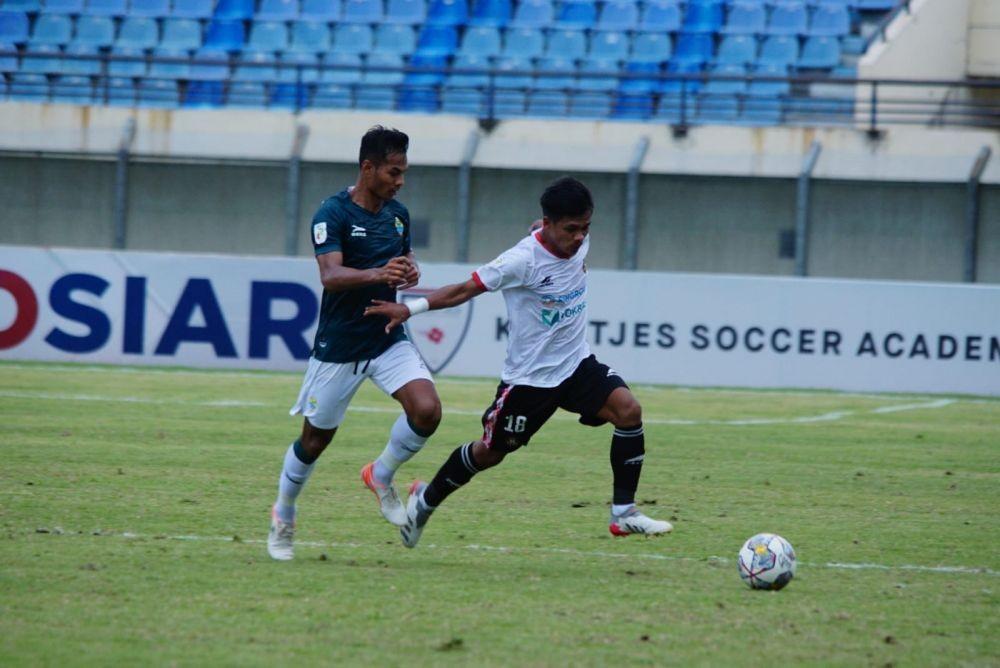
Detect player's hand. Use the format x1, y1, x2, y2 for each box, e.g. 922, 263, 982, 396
397, 259, 421, 290
374, 257, 410, 286
364, 299, 411, 334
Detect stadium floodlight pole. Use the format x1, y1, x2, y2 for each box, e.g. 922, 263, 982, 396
794, 140, 822, 278
623, 135, 650, 271
284, 123, 310, 257
113, 117, 137, 250
455, 129, 480, 264
964, 145, 992, 283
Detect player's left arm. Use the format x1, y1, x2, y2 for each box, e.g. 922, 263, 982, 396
364, 278, 485, 333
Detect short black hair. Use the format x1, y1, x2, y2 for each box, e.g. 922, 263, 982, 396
359, 126, 409, 167
540, 176, 593, 223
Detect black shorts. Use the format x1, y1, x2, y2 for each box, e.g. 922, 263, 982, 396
481, 354, 628, 452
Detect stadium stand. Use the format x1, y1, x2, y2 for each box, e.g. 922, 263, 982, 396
0, 0, 903, 122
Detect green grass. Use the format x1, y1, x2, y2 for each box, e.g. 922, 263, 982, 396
1, 361, 998, 666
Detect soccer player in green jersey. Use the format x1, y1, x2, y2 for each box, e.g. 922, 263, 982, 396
268, 126, 441, 561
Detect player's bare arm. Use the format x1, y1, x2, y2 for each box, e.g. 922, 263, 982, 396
317, 251, 411, 291
364, 278, 486, 333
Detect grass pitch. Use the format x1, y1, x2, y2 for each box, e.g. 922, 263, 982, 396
0, 362, 997, 666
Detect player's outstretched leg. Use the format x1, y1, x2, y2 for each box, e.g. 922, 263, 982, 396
268, 424, 332, 560
607, 423, 673, 536
400, 480, 431, 548
361, 460, 406, 526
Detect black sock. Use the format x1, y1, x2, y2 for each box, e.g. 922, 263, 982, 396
423, 442, 481, 508
610, 424, 644, 505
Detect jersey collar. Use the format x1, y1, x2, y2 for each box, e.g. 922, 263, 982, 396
534, 230, 571, 259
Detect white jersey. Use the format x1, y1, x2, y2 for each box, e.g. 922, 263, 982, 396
473, 231, 591, 387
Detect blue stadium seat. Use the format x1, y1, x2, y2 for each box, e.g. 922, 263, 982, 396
364, 52, 404, 84
204, 20, 245, 52
743, 94, 783, 124
639, 0, 680, 32
715, 34, 756, 65
696, 92, 739, 121
2, 0, 41, 12
809, 4, 850, 36
62, 43, 101, 73
318, 51, 361, 82
356, 84, 396, 109
720, 1, 765, 35
226, 81, 268, 106
214, 0, 254, 19
618, 60, 659, 94
108, 46, 147, 75
170, 0, 213, 18
557, 0, 595, 29
631, 32, 671, 64
656, 92, 694, 122
460, 25, 500, 56
672, 32, 713, 66
0, 41, 18, 72
405, 51, 446, 84
398, 84, 439, 111
414, 25, 456, 55
278, 50, 320, 81
288, 21, 331, 52
189, 47, 229, 79
51, 74, 93, 102
73, 16, 114, 47
661, 61, 704, 94
493, 55, 531, 88
117, 17, 158, 49
588, 30, 628, 62
332, 24, 372, 54
31, 13, 72, 45
373, 24, 415, 54
748, 62, 789, 96
425, 0, 466, 26
21, 44, 61, 72
469, 0, 509, 27
446, 52, 489, 86
569, 90, 610, 117
313, 83, 354, 108
682, 0, 723, 33
758, 35, 798, 66
247, 21, 288, 52
137, 77, 179, 106
10, 72, 49, 101
44, 0, 85, 14
256, 0, 299, 20
269, 82, 310, 108
233, 50, 277, 80
766, 2, 808, 35
509, 0, 551, 28
527, 89, 567, 116
128, 0, 170, 17
545, 29, 584, 59
502, 26, 543, 58
300, 0, 341, 20
160, 18, 202, 50
441, 86, 486, 115
704, 62, 746, 94
855, 0, 895, 9
533, 56, 574, 89
84, 0, 126, 15
148, 47, 190, 76
613, 93, 653, 119
99, 75, 135, 105
342, 0, 382, 23
576, 57, 616, 90
384, 0, 424, 24
596, 0, 637, 31
0, 11, 30, 44
492, 88, 525, 116
185, 79, 225, 106
798, 35, 840, 68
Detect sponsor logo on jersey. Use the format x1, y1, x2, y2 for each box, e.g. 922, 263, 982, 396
351, 224, 367, 237
538, 275, 553, 288
541, 302, 587, 327
313, 222, 327, 244
394, 216, 405, 236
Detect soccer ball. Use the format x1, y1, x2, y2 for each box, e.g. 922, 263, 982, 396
737, 533, 797, 590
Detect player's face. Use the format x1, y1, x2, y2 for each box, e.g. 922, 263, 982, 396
363, 152, 408, 201
543, 213, 591, 257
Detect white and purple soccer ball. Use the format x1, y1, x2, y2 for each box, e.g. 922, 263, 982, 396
738, 533, 797, 590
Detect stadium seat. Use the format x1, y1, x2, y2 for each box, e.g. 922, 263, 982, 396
502, 26, 543, 58
128, 0, 170, 16
226, 80, 268, 106
855, 0, 895, 9
0, 41, 18, 72
509, 0, 551, 28
160, 18, 202, 50
148, 47, 190, 77
576, 58, 616, 91
384, 0, 425, 24
398, 85, 438, 111
672, 32, 713, 67
318, 51, 361, 83
639, 0, 680, 32
332, 24, 372, 54
743, 94, 783, 123
278, 50, 320, 81
99, 75, 135, 105
748, 61, 789, 96
661, 61, 704, 94
460, 26, 501, 57
364, 51, 405, 84
809, 4, 850, 36
446, 53, 489, 86
406, 52, 446, 84
269, 82, 310, 108
185, 79, 225, 106
618, 60, 659, 94
766, 2, 808, 35
247, 21, 288, 52
569, 90, 610, 117
256, 0, 299, 19
170, 0, 214, 18
596, 0, 638, 32
682, 0, 723, 34
656, 92, 695, 122
21, 44, 61, 72
0, 11, 30, 44
44, 0, 85, 14
758, 35, 798, 66
2, 0, 41, 12
425, 0, 466, 26
545, 29, 585, 60
493, 55, 531, 88
468, 0, 510, 27
204, 20, 245, 52
630, 32, 672, 64
31, 14, 73, 45
373, 24, 415, 55
533, 56, 574, 90
49, 73, 92, 103
492, 88, 525, 117
214, 0, 254, 19
135, 77, 178, 106
696, 92, 740, 121
720, 1, 765, 35
527, 89, 567, 116
108, 46, 147, 75
704, 62, 746, 94
73, 16, 115, 47
557, 0, 596, 29
613, 92, 653, 119
414, 25, 456, 56
10, 72, 49, 100
441, 86, 486, 115
233, 50, 278, 81
356, 85, 396, 109
342, 0, 383, 23
62, 43, 102, 73
189, 47, 229, 79
288, 21, 331, 52
798, 35, 840, 68
312, 82, 353, 108
715, 34, 756, 65
300, 0, 341, 21
588, 31, 629, 63
84, 0, 126, 15
116, 17, 158, 49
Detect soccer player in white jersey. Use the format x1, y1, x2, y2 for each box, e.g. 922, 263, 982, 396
364, 177, 672, 548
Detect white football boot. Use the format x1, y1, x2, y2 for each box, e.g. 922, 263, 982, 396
267, 506, 295, 561
361, 462, 406, 526
609, 506, 673, 537
399, 481, 431, 549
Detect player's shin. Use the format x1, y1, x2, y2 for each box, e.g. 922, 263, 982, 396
373, 414, 433, 484
610, 424, 644, 516
422, 442, 482, 510
275, 440, 317, 523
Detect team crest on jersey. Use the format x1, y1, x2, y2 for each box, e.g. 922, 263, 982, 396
313, 222, 327, 244
400, 287, 473, 374
394, 216, 405, 236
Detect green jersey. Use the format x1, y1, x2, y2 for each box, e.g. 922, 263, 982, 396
309, 189, 411, 363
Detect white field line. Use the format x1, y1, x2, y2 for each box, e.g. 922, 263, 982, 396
0, 390, 958, 426
31, 529, 999, 577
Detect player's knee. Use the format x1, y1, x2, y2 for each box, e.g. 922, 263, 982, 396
471, 440, 505, 469
613, 397, 642, 428
408, 396, 442, 435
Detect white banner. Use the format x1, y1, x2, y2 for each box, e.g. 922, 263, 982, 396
1, 246, 997, 395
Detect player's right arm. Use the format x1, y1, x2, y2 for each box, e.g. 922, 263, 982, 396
363, 278, 486, 334
316, 252, 410, 292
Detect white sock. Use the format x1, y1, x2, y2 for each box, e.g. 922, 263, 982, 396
275, 443, 315, 524
373, 413, 429, 485
612, 503, 636, 517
